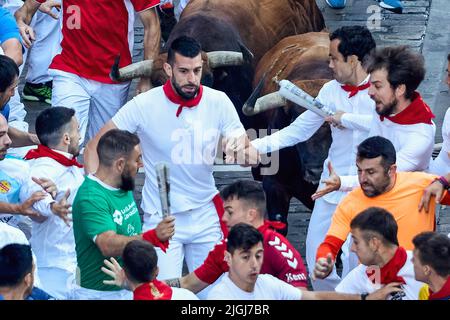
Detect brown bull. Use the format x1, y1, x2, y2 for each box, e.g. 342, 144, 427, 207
243, 32, 333, 234
111, 0, 325, 129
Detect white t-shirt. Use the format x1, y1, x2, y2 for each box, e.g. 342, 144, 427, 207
0, 222, 41, 287
23, 153, 85, 273
113, 85, 246, 217
172, 287, 199, 300
251, 78, 374, 205
430, 107, 450, 176
335, 251, 424, 300
207, 273, 302, 300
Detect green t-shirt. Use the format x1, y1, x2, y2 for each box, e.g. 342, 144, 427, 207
72, 175, 142, 291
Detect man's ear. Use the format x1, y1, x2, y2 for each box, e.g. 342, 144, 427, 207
349, 54, 360, 68
24, 272, 33, 289
368, 236, 381, 251
247, 208, 258, 223
224, 251, 232, 267
63, 132, 70, 146
115, 157, 126, 173
153, 266, 159, 279
388, 164, 397, 176
423, 265, 432, 276
395, 84, 406, 98
163, 62, 172, 78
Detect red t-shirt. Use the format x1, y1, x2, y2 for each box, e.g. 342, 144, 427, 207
133, 279, 173, 300
194, 221, 308, 288
40, 0, 159, 83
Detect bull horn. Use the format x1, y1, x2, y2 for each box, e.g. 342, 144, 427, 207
252, 92, 286, 115
206, 51, 244, 68
110, 55, 154, 81
243, 74, 268, 116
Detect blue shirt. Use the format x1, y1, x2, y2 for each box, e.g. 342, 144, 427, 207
0, 7, 21, 44
0, 104, 10, 121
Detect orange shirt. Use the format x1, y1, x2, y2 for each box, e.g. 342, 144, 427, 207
327, 172, 437, 250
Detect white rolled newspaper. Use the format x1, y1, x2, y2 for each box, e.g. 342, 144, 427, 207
155, 162, 171, 217
278, 79, 335, 118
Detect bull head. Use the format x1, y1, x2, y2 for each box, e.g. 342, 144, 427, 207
110, 51, 247, 82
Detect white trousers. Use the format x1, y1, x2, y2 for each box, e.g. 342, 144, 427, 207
49, 69, 130, 145
305, 197, 358, 291
1, 2, 27, 124
38, 267, 76, 300
25, 6, 61, 84
143, 201, 223, 279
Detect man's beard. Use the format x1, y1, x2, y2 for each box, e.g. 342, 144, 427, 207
375, 98, 397, 117
68, 143, 80, 158
120, 170, 135, 191
171, 78, 199, 100
361, 176, 391, 197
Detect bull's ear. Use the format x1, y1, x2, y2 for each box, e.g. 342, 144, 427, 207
239, 42, 254, 64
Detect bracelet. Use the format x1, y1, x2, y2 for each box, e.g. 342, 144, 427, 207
436, 176, 450, 190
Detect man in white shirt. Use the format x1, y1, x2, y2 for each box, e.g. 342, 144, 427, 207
233, 26, 377, 290
207, 223, 403, 300
429, 53, 450, 176
318, 46, 435, 195
335, 207, 424, 300
84, 36, 252, 279
22, 107, 83, 299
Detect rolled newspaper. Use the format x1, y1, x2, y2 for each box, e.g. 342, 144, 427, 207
155, 162, 171, 217
278, 79, 335, 117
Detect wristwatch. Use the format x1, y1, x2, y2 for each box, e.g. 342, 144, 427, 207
360, 292, 369, 300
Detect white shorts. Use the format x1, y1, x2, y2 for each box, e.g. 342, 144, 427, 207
143, 201, 223, 279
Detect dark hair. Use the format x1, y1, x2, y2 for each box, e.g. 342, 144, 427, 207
330, 26, 376, 63
227, 223, 263, 254
0, 244, 33, 287
357, 136, 396, 171
350, 207, 399, 246
220, 180, 266, 218
97, 129, 140, 167
122, 240, 158, 283
0, 55, 19, 92
413, 232, 450, 278
367, 46, 425, 100
447, 53, 450, 61
35, 107, 76, 148
167, 35, 202, 65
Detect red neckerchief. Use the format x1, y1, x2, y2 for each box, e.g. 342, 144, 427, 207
212, 194, 228, 238
366, 247, 407, 285
379, 92, 435, 124
258, 220, 286, 235
24, 144, 83, 168
341, 82, 370, 98
133, 279, 173, 300
428, 277, 450, 300
162, 80, 203, 117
